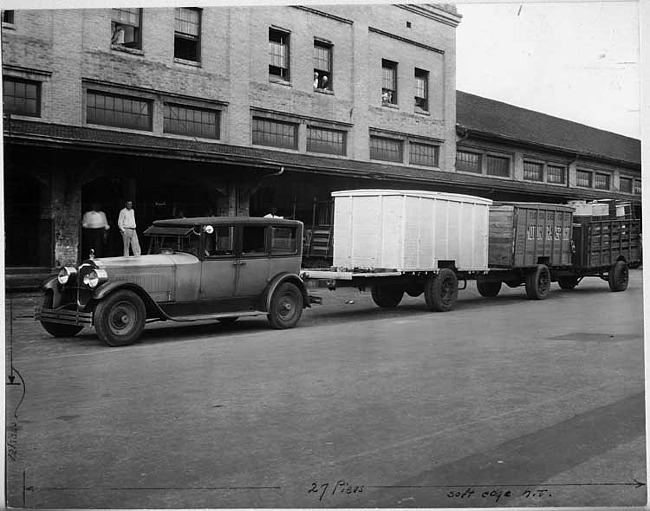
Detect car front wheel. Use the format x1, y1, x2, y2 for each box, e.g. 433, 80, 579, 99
94, 290, 146, 347
267, 282, 304, 329
40, 293, 84, 338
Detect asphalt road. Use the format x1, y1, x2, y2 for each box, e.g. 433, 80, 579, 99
5, 270, 646, 508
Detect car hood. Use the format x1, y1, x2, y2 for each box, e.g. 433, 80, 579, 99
88, 253, 198, 271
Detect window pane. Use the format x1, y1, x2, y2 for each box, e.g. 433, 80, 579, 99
269, 29, 289, 79
487, 155, 510, 177
313, 42, 331, 72
3, 77, 40, 117
242, 226, 267, 254
271, 227, 297, 254
370, 136, 402, 162
523, 161, 543, 181
164, 103, 219, 139
547, 165, 566, 184
307, 127, 346, 155
634, 180, 641, 194
252, 117, 297, 149
414, 69, 428, 111
409, 142, 438, 167
87, 90, 151, 130
619, 177, 633, 193
576, 170, 592, 188
175, 8, 200, 36
594, 173, 610, 190
112, 8, 140, 26
382, 60, 397, 104
456, 150, 481, 173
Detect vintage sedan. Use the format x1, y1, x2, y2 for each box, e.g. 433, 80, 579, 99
36, 217, 314, 346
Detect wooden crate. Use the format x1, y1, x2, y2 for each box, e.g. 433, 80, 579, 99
488, 203, 574, 268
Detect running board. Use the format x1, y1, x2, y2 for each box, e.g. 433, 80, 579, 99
166, 311, 265, 322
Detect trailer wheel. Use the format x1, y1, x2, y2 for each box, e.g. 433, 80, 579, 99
371, 285, 404, 308
476, 278, 501, 297
608, 261, 629, 292
525, 264, 551, 300
424, 269, 458, 312
558, 276, 579, 290
94, 290, 146, 346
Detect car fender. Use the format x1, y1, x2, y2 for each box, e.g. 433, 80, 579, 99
92, 281, 169, 319
262, 273, 309, 312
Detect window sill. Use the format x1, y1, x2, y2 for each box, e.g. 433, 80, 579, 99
414, 108, 430, 116
269, 77, 292, 87
381, 102, 399, 109
2, 22, 15, 30
174, 58, 202, 68
111, 44, 144, 56
314, 88, 334, 95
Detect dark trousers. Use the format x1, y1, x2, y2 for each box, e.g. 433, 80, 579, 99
83, 228, 106, 258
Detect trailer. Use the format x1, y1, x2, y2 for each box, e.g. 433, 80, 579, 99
301, 190, 640, 312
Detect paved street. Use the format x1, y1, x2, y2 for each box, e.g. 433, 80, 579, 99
5, 270, 646, 508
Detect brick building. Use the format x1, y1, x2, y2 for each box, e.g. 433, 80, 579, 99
2, 5, 641, 277
2, 4, 460, 270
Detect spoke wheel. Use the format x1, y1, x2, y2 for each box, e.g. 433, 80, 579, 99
95, 290, 146, 346
424, 268, 458, 312
608, 261, 629, 292
525, 264, 551, 300
267, 282, 303, 329
371, 285, 404, 308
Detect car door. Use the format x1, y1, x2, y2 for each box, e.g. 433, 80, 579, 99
199, 225, 237, 300
234, 224, 270, 298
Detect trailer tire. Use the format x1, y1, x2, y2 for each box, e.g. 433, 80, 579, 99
476, 278, 501, 297
558, 276, 579, 290
608, 261, 629, 292
424, 269, 458, 312
525, 264, 551, 300
371, 285, 404, 308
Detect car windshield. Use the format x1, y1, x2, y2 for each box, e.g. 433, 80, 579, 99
147, 234, 201, 256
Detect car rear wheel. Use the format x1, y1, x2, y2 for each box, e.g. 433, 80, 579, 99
40, 293, 84, 338
267, 282, 303, 329
94, 290, 146, 347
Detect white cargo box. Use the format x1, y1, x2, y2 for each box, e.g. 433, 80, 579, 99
332, 190, 492, 272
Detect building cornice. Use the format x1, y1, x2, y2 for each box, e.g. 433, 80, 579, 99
368, 27, 444, 55
395, 4, 462, 28
291, 6, 354, 25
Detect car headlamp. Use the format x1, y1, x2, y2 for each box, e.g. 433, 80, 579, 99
82, 268, 108, 289
57, 267, 78, 285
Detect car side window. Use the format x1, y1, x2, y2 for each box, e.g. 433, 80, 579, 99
205, 226, 235, 257
242, 226, 267, 255
270, 226, 297, 254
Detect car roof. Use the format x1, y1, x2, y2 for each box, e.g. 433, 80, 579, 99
151, 216, 303, 228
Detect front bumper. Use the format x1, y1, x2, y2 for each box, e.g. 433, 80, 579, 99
35, 307, 93, 327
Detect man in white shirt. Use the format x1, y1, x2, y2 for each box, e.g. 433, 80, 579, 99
263, 206, 283, 219
81, 203, 110, 258
118, 200, 141, 257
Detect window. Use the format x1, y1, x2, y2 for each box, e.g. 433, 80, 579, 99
576, 170, 593, 188
414, 68, 428, 111
409, 142, 438, 167
269, 28, 290, 80
242, 226, 267, 255
314, 40, 332, 91
620, 176, 633, 193
456, 150, 481, 173
86, 90, 152, 131
634, 179, 641, 194
252, 117, 297, 149
164, 103, 219, 139
547, 165, 566, 184
370, 135, 403, 163
205, 226, 234, 257
175, 8, 201, 62
594, 173, 610, 190
523, 161, 544, 182
486, 155, 510, 177
3, 77, 40, 117
307, 126, 346, 155
111, 8, 141, 49
381, 60, 397, 105
2, 10, 14, 24
270, 227, 298, 255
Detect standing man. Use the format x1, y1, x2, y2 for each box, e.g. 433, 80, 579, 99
118, 200, 141, 257
82, 203, 110, 258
